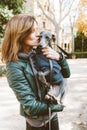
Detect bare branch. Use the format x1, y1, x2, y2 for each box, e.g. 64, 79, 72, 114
36, 0, 57, 25
47, 0, 56, 20
59, 0, 62, 22
61, 0, 75, 22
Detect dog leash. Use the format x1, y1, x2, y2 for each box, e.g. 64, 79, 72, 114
49, 59, 53, 130
30, 55, 53, 129
49, 107, 51, 130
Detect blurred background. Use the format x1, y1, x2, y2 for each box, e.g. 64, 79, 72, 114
0, 0, 87, 59
0, 1, 87, 130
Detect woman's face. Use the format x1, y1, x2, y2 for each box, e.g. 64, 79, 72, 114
24, 23, 39, 48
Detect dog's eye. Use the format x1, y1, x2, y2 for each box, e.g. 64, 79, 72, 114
46, 36, 49, 39
39, 36, 42, 39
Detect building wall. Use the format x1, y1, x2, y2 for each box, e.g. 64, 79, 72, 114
34, 1, 55, 33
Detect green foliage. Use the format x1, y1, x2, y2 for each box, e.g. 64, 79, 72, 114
0, 0, 26, 43
0, 0, 26, 14
76, 31, 84, 38
0, 6, 13, 39
0, 66, 6, 76
69, 52, 87, 58
75, 31, 87, 52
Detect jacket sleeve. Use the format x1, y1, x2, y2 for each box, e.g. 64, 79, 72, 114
6, 62, 48, 117
58, 54, 71, 78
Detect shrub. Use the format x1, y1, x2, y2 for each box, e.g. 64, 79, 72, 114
0, 6, 13, 40
0, 66, 6, 76
69, 52, 87, 58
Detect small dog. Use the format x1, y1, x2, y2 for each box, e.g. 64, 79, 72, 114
35, 31, 66, 104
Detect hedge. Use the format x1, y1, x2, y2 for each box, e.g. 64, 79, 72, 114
69, 52, 87, 58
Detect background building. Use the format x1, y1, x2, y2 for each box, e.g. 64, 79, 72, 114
23, 0, 77, 53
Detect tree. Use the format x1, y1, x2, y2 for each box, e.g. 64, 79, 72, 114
76, 12, 87, 34
75, 0, 87, 53
80, 0, 87, 7
0, 6, 13, 39
75, 31, 87, 52
0, 0, 26, 43
0, 0, 26, 14
36, 0, 79, 45
76, 0, 87, 37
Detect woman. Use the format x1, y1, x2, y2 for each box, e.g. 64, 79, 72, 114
2, 14, 70, 130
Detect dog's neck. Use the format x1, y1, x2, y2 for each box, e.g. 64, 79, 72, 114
36, 46, 43, 54
36, 44, 52, 54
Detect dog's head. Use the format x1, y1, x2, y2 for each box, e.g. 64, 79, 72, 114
39, 31, 56, 47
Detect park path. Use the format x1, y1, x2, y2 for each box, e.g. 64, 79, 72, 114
59, 59, 87, 130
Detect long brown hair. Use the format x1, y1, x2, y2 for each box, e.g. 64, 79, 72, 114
2, 14, 36, 62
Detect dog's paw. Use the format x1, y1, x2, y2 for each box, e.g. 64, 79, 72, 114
45, 94, 58, 104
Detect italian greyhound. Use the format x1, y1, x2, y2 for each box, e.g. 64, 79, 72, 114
35, 30, 66, 104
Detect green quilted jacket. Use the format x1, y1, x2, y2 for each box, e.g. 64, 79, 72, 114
6, 56, 70, 118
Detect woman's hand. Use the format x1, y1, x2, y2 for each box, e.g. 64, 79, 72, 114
42, 46, 60, 61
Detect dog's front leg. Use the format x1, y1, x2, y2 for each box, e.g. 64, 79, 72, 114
38, 71, 50, 88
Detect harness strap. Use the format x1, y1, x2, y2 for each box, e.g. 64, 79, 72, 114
29, 56, 42, 100
49, 60, 53, 85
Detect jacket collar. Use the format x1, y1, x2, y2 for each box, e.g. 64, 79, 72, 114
18, 49, 36, 60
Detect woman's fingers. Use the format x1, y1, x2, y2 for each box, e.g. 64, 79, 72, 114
41, 46, 60, 61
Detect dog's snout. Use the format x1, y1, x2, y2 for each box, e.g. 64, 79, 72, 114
39, 31, 56, 47
39, 35, 47, 47
39, 40, 47, 47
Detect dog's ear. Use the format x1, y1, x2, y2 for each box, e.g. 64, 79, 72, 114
52, 34, 56, 43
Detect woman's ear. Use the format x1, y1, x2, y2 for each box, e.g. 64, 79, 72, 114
52, 34, 56, 43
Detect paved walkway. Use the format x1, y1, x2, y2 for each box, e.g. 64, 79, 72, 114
0, 59, 87, 130
59, 59, 87, 130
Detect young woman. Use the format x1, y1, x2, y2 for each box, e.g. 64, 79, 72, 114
2, 14, 70, 130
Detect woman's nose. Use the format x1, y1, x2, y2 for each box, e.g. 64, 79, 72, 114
36, 35, 40, 42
